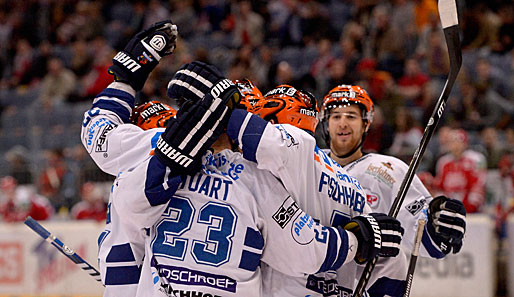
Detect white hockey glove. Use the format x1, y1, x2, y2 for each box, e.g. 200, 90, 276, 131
108, 20, 178, 91
344, 213, 404, 264
427, 196, 466, 254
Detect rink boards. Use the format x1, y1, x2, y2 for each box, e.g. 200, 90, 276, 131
0, 214, 510, 297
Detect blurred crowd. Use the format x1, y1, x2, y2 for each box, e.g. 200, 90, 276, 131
0, 0, 513, 226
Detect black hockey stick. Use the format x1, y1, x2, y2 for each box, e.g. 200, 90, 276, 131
403, 219, 426, 297
353, 0, 462, 295
24, 216, 103, 285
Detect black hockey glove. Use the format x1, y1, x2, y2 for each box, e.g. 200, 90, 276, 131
155, 77, 242, 175
344, 213, 404, 264
108, 20, 178, 91
167, 61, 229, 108
427, 196, 466, 254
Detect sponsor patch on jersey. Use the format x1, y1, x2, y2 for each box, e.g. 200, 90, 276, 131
84, 117, 114, 153
157, 264, 237, 293
291, 213, 315, 245
366, 191, 380, 209
405, 198, 426, 216
95, 123, 117, 152
381, 161, 394, 170
306, 275, 353, 296
273, 197, 299, 228
364, 163, 396, 188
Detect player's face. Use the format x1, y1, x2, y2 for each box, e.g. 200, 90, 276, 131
327, 104, 367, 156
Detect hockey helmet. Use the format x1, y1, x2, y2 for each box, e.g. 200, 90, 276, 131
321, 84, 374, 124
130, 101, 177, 130
253, 85, 319, 135
233, 79, 264, 112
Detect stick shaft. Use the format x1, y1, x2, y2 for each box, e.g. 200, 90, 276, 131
403, 219, 426, 297
24, 216, 103, 283
353, 1, 462, 295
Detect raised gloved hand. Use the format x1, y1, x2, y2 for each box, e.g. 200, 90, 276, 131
344, 213, 404, 264
108, 20, 178, 91
167, 61, 233, 108
427, 196, 466, 254
155, 64, 241, 175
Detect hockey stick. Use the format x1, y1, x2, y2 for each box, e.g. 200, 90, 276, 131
24, 216, 103, 285
353, 0, 462, 296
403, 219, 426, 297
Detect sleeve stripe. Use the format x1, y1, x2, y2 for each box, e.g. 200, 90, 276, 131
97, 86, 136, 107
226, 109, 267, 163
330, 227, 349, 270
93, 96, 133, 114
92, 99, 131, 123
238, 113, 253, 150
317, 227, 338, 273
421, 228, 446, 259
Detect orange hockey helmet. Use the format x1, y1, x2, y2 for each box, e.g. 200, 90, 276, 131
130, 100, 177, 130
233, 79, 264, 112
321, 84, 374, 123
253, 85, 319, 135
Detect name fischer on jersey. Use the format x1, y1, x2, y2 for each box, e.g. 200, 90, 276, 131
156, 137, 193, 167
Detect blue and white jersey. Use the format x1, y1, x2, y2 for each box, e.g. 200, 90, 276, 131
112, 149, 359, 297
339, 153, 439, 297
227, 110, 371, 297
81, 82, 164, 297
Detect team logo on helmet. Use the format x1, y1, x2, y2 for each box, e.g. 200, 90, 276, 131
253, 85, 319, 134
233, 79, 264, 111
130, 101, 177, 130
321, 85, 374, 123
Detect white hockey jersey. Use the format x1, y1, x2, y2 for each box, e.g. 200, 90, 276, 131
227, 110, 371, 297
338, 153, 443, 296
81, 82, 165, 297
112, 149, 359, 297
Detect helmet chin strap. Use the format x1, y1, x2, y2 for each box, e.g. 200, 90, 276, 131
332, 131, 367, 159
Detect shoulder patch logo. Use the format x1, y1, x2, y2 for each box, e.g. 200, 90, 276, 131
405, 198, 426, 216
273, 198, 299, 228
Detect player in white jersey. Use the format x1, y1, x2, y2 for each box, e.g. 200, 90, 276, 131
81, 20, 178, 297
319, 85, 467, 296
226, 83, 376, 296
110, 73, 405, 297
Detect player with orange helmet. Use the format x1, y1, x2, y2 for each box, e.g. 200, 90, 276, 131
253, 85, 319, 135
130, 100, 177, 130
320, 84, 466, 297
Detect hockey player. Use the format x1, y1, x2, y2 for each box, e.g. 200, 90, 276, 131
111, 73, 405, 296
81, 20, 179, 297
319, 84, 467, 296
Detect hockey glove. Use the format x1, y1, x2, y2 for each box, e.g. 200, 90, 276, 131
344, 213, 404, 264
427, 196, 466, 254
108, 20, 178, 91
167, 61, 227, 108
155, 78, 242, 175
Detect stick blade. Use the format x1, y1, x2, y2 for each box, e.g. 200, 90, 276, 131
438, 0, 459, 28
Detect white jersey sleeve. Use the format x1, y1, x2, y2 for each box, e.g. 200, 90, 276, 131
81, 82, 164, 176
112, 150, 358, 297
80, 82, 164, 297
227, 110, 370, 296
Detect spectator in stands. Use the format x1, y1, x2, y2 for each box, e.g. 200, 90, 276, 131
434, 128, 487, 213
38, 57, 77, 108
479, 127, 507, 169
5, 145, 32, 185
396, 57, 430, 106
70, 182, 107, 221
499, 125, 514, 199
0, 176, 53, 222
388, 106, 423, 163
8, 39, 34, 88
362, 105, 394, 154
38, 149, 68, 211
231, 0, 265, 47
